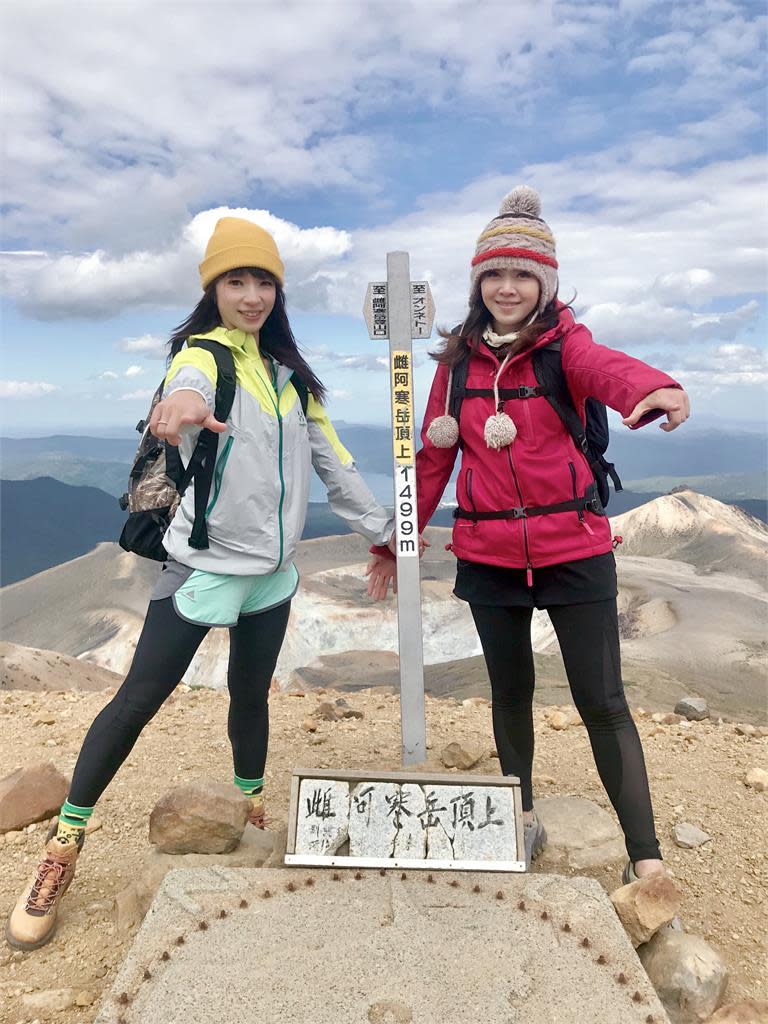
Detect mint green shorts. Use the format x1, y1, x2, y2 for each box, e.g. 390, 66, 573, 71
152, 560, 299, 628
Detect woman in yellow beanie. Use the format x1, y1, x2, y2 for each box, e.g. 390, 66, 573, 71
6, 216, 397, 952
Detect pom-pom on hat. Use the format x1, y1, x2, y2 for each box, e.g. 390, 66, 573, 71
469, 185, 557, 313
199, 217, 285, 290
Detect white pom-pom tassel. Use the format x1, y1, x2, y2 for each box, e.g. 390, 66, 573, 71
427, 415, 460, 448
484, 412, 517, 450
499, 184, 541, 218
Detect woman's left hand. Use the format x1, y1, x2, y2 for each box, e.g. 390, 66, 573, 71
365, 554, 397, 601
623, 387, 691, 432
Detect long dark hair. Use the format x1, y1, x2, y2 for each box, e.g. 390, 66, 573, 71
168, 268, 326, 403
431, 280, 570, 368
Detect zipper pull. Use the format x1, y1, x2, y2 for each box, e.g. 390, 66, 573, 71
612, 534, 623, 549
581, 518, 595, 536
444, 543, 453, 552
526, 564, 533, 587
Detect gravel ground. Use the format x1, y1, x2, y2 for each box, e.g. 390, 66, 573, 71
0, 686, 766, 1023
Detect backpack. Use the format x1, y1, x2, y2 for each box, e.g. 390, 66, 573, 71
118, 341, 311, 562
449, 338, 622, 508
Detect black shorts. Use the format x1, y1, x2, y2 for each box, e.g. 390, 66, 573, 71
453, 551, 617, 609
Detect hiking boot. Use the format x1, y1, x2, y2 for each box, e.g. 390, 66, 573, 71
5, 828, 84, 951
523, 811, 547, 869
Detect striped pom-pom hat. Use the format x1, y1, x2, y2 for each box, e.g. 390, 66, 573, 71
469, 185, 558, 314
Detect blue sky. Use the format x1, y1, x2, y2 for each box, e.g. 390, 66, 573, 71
1, 0, 765, 436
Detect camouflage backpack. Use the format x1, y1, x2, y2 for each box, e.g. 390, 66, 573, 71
118, 340, 237, 561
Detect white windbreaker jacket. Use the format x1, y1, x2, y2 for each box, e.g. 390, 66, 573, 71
161, 327, 394, 575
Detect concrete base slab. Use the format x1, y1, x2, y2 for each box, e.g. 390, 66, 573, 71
95, 867, 669, 1024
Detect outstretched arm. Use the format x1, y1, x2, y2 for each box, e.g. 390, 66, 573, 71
622, 387, 691, 432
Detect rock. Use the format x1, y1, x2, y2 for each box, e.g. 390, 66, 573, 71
610, 874, 683, 947
756, 726, 768, 739
673, 822, 712, 849
148, 782, 249, 854
744, 767, 768, 792
115, 826, 276, 930
0, 763, 69, 833
314, 701, 342, 722
532, 773, 556, 786
734, 724, 756, 737
75, 990, 96, 1007
536, 796, 625, 869
439, 741, 484, 770
22, 988, 76, 1015
348, 782, 402, 858
674, 697, 709, 721
549, 711, 569, 730
301, 717, 317, 733
340, 708, 365, 720
637, 930, 728, 1023
462, 697, 488, 708
709, 1000, 768, 1023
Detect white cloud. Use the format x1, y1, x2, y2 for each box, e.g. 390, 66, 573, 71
653, 269, 717, 305
124, 365, 144, 378
2, 1, 761, 258
117, 334, 167, 358
330, 389, 351, 400
0, 207, 351, 319
581, 298, 760, 349
97, 370, 119, 381
120, 388, 155, 402
0, 380, 60, 399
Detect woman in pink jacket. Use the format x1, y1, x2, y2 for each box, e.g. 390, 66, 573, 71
368, 185, 690, 877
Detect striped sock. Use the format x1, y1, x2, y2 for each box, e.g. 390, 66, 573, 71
233, 775, 264, 799
54, 800, 94, 845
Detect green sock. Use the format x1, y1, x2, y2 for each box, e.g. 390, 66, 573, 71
55, 800, 94, 845
233, 775, 264, 799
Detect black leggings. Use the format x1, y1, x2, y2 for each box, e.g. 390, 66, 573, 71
470, 599, 661, 862
68, 597, 291, 807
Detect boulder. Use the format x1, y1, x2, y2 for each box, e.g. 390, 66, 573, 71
439, 741, 484, 770
674, 697, 710, 721
744, 767, 768, 792
673, 822, 712, 849
148, 781, 249, 854
535, 796, 625, 869
549, 711, 569, 730
637, 930, 728, 1024
0, 762, 68, 833
22, 988, 77, 1015
610, 874, 682, 947
115, 825, 276, 930
709, 1001, 768, 1023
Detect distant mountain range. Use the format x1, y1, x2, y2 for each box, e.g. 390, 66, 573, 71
2, 426, 766, 500
2, 491, 765, 722
1, 426, 765, 584
0, 477, 363, 586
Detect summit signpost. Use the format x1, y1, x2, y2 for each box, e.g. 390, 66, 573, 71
363, 253, 435, 766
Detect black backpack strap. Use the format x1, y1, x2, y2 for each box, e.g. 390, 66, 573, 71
179, 340, 238, 551
449, 350, 470, 422
292, 375, 310, 416
532, 340, 591, 458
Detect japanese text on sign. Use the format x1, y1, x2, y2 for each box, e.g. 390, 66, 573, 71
390, 351, 414, 465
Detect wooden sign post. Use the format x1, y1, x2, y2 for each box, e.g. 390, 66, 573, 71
363, 253, 435, 766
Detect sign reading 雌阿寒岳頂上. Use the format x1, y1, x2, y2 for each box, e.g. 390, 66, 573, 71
286, 769, 525, 872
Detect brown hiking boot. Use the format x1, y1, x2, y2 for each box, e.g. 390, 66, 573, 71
5, 829, 84, 951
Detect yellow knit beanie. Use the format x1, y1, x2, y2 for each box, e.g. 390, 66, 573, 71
199, 217, 285, 289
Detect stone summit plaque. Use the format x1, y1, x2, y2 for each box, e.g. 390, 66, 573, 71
285, 769, 525, 872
